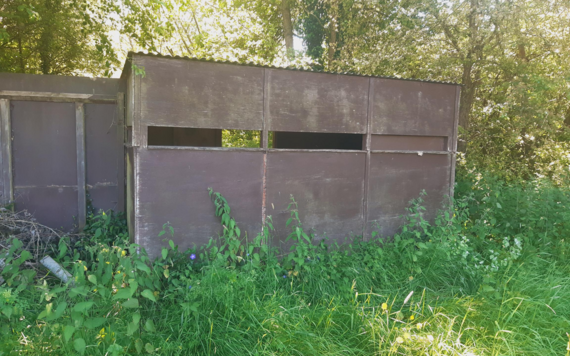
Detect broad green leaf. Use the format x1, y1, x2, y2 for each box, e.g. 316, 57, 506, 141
2, 306, 12, 318
127, 321, 138, 335
74, 338, 86, 355
135, 260, 151, 274
132, 313, 141, 324
113, 288, 133, 300
145, 343, 154, 354
161, 248, 167, 260
69, 286, 89, 297
122, 298, 140, 309
64, 325, 75, 342
46, 301, 67, 321
88, 275, 97, 285
73, 301, 94, 313
84, 317, 107, 329
141, 289, 156, 302
144, 319, 156, 332
135, 339, 143, 354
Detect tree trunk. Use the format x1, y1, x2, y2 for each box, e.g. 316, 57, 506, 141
17, 35, 25, 73
458, 62, 476, 153
328, 21, 336, 68
327, 0, 339, 68
39, 0, 54, 74
281, 0, 294, 57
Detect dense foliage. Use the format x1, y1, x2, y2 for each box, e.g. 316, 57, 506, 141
1, 175, 570, 355
2, 0, 569, 180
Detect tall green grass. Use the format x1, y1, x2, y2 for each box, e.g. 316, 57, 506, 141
1, 174, 570, 355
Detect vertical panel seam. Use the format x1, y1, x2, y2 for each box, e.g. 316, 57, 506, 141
75, 102, 86, 230
362, 78, 373, 240
117, 93, 126, 212
261, 68, 268, 230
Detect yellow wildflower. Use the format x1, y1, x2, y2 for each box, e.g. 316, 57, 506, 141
409, 276, 414, 281
381, 303, 388, 310
409, 315, 415, 321
83, 265, 87, 271
416, 323, 423, 330
121, 250, 126, 256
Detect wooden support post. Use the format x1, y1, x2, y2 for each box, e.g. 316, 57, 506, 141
361, 79, 373, 240
75, 103, 86, 230
116, 93, 126, 212
0, 99, 13, 206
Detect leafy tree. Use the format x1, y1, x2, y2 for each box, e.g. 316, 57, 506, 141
0, 0, 118, 76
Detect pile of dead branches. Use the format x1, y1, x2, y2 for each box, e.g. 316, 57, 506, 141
0, 208, 82, 280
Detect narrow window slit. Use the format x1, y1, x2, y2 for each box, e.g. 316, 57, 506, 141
148, 127, 262, 148
271, 131, 364, 150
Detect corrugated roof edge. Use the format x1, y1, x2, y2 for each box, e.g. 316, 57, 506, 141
126, 51, 460, 86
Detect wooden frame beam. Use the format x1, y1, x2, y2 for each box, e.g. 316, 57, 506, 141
0, 90, 116, 104
0, 99, 13, 205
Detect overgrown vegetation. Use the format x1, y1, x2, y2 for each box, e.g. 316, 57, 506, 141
1, 173, 569, 355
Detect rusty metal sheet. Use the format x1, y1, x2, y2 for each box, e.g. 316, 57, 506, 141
12, 101, 77, 186
266, 69, 369, 134
85, 103, 120, 212
14, 187, 78, 230
137, 56, 264, 130
265, 151, 366, 248
0, 72, 119, 95
371, 79, 457, 136
370, 135, 447, 151
136, 148, 263, 258
366, 153, 451, 237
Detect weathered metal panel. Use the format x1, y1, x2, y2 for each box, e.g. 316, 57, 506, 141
14, 187, 78, 230
371, 79, 457, 136
88, 186, 118, 214
137, 56, 264, 130
11, 101, 78, 229
136, 148, 263, 258
370, 135, 447, 151
265, 151, 366, 247
366, 153, 451, 237
0, 72, 119, 96
12, 101, 77, 186
266, 69, 369, 134
85, 103, 120, 212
